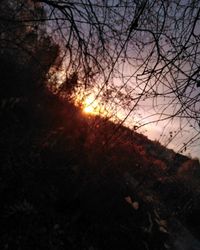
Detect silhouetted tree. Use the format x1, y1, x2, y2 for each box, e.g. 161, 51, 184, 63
2, 0, 200, 153
0, 0, 59, 99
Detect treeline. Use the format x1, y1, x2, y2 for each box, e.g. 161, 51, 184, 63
1, 1, 200, 249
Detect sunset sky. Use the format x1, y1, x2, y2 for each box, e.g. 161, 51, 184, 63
78, 89, 200, 159
44, 0, 200, 159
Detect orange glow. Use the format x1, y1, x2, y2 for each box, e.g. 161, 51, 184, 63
82, 94, 101, 115
84, 105, 94, 114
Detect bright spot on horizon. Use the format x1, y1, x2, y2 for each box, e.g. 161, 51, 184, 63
84, 105, 94, 114
82, 94, 104, 115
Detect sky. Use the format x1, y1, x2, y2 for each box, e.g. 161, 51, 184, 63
78, 87, 200, 159
43, 0, 200, 159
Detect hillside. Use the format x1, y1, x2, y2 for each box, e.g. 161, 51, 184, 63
1, 1, 200, 249
1, 60, 200, 250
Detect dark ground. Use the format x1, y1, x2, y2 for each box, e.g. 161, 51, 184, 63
1, 86, 200, 250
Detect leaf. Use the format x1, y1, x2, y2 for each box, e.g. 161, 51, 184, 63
155, 218, 167, 226
159, 226, 168, 233
124, 196, 132, 204
132, 201, 139, 210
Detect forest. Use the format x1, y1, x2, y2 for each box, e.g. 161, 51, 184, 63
0, 1, 200, 249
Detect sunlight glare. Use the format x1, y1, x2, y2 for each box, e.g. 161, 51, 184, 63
84, 105, 94, 114
82, 94, 100, 115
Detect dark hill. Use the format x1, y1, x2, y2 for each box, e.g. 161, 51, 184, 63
1, 57, 200, 250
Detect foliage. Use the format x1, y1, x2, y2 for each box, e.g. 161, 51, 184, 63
0, 0, 59, 100
1, 60, 200, 249
1, 1, 200, 249
30, 0, 200, 153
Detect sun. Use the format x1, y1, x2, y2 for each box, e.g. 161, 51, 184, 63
84, 105, 94, 114
82, 94, 99, 115
75, 92, 109, 117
